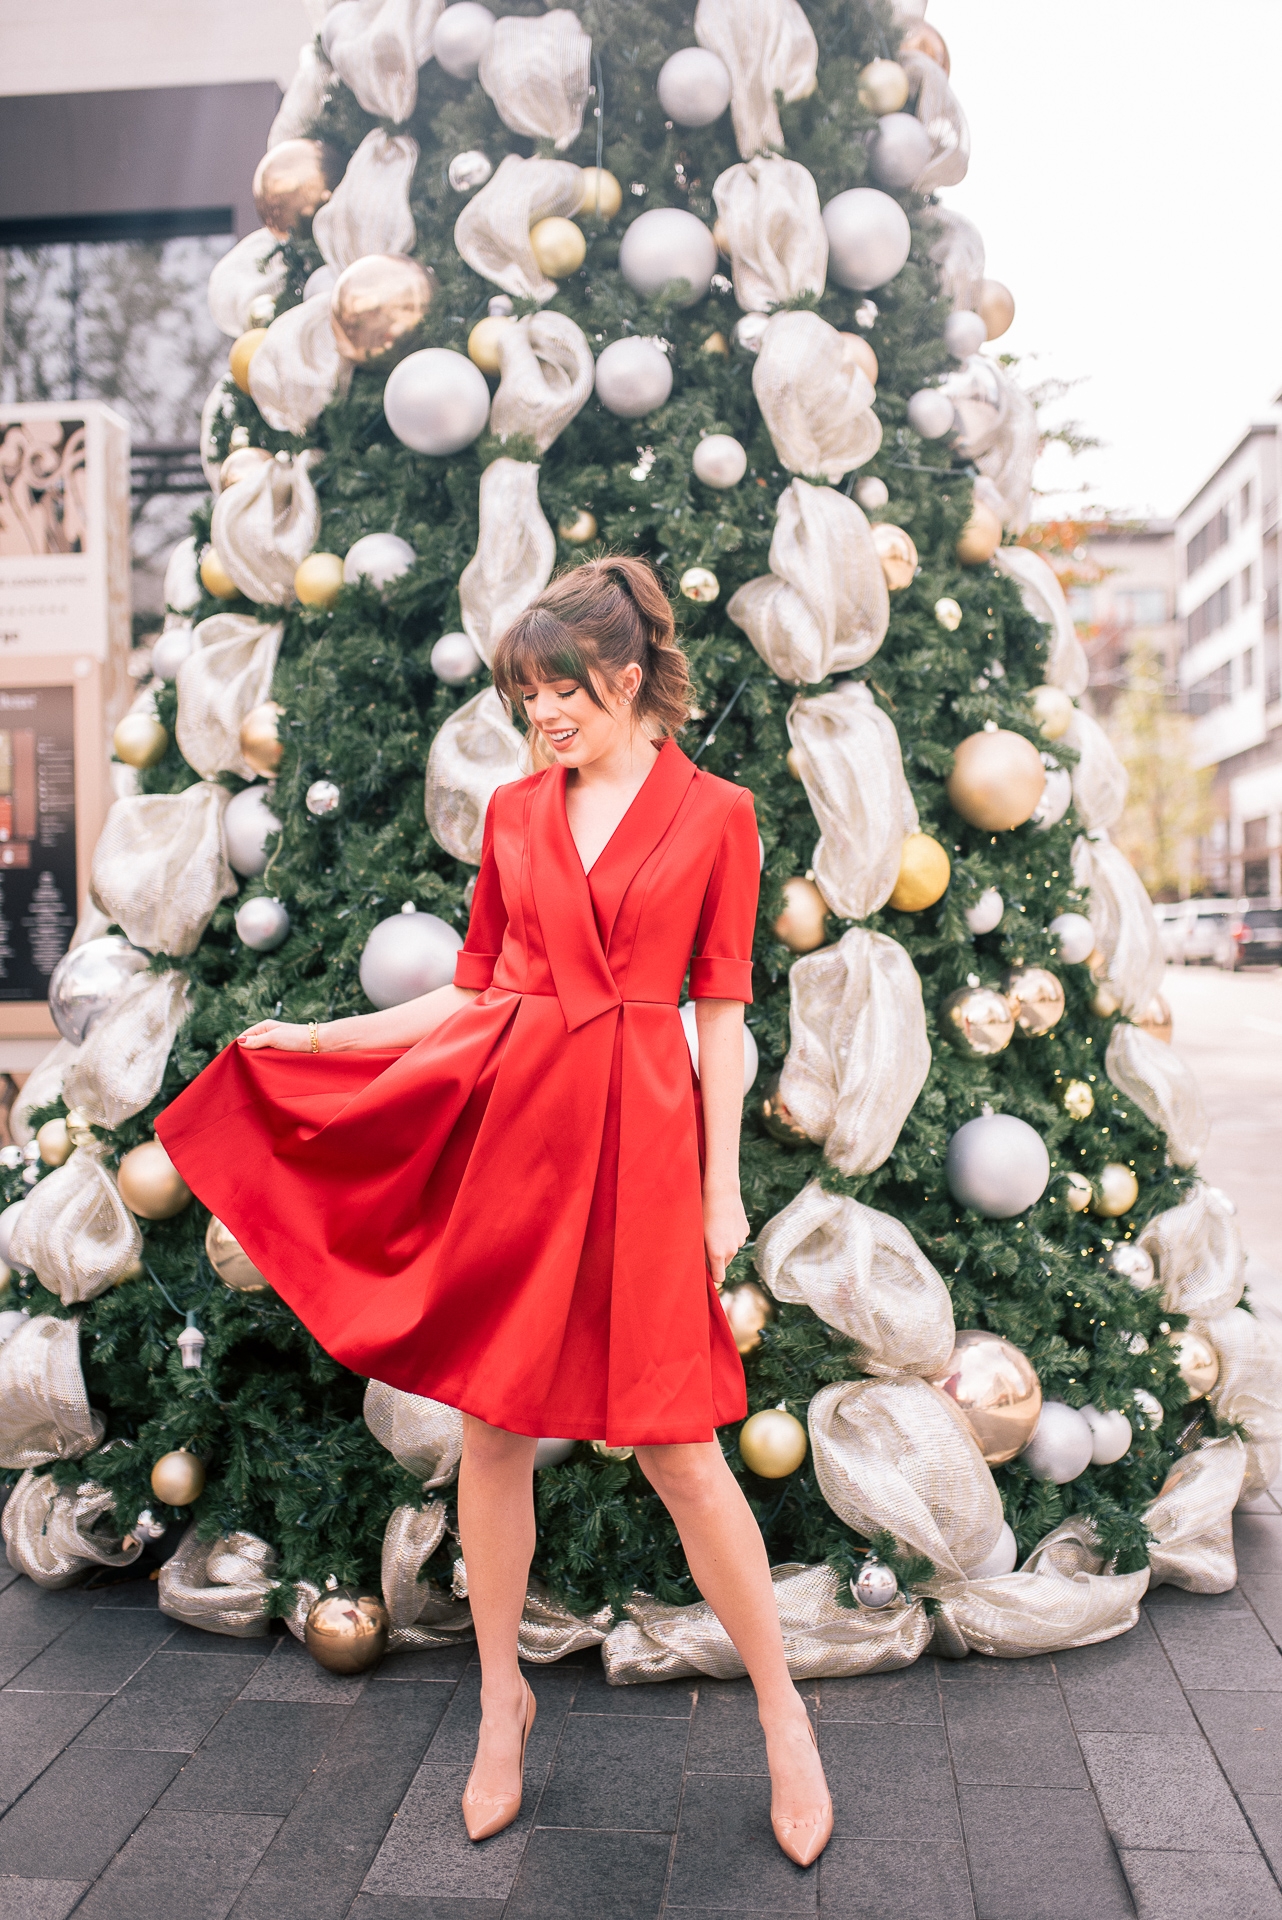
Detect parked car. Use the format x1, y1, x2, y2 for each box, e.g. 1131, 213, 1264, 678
1224, 903, 1282, 970
1155, 899, 1240, 966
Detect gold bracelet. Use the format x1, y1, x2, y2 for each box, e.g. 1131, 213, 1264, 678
309, 1020, 320, 1055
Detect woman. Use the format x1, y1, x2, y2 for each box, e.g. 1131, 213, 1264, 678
157, 556, 833, 1864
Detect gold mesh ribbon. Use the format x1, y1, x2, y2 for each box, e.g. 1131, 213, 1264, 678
1145, 1435, 1246, 1592
712, 156, 827, 312
694, 0, 818, 159
1072, 832, 1165, 1020
9, 1149, 142, 1305
453, 1557, 612, 1662
922, 206, 986, 317
90, 783, 237, 958
931, 1562, 1149, 1661
727, 480, 889, 684
478, 9, 592, 152
381, 1502, 475, 1650
1203, 1310, 1282, 1496
314, 129, 418, 271
1138, 1182, 1245, 1321
1105, 1021, 1209, 1170
454, 154, 586, 304
63, 969, 190, 1131
268, 41, 331, 148
756, 1180, 955, 1378
779, 928, 930, 1175
1065, 709, 1128, 832
10, 1039, 79, 1149
459, 458, 556, 667
787, 681, 917, 921
175, 614, 283, 781
158, 1525, 278, 1638
901, 50, 970, 190
752, 312, 881, 483
992, 547, 1089, 698
206, 229, 287, 339
212, 449, 321, 604
490, 313, 595, 454
424, 686, 526, 866
363, 1379, 464, 1490
325, 0, 441, 123
0, 1315, 104, 1467
942, 355, 1038, 533
1, 1471, 140, 1589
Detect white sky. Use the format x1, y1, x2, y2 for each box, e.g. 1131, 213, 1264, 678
928, 0, 1282, 522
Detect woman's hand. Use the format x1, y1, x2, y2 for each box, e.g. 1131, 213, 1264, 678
238, 1020, 314, 1051
703, 1184, 749, 1288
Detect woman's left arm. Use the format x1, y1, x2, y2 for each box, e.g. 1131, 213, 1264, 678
695, 997, 750, 1286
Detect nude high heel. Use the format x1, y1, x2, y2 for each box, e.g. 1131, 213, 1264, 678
462, 1678, 537, 1842
770, 1716, 833, 1867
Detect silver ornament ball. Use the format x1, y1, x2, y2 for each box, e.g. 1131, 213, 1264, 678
343, 533, 416, 591
305, 779, 342, 817
679, 1001, 759, 1097
853, 1558, 898, 1609
1049, 911, 1095, 965
1082, 1405, 1132, 1465
594, 337, 673, 418
163, 536, 201, 613
384, 348, 491, 455
655, 46, 732, 126
1020, 1401, 1094, 1484
448, 149, 493, 193
732, 313, 770, 356
430, 632, 483, 684
1109, 1243, 1156, 1291
1031, 760, 1072, 831
869, 112, 934, 190
150, 620, 196, 682
854, 475, 889, 510
359, 907, 464, 1010
906, 389, 955, 440
487, 295, 514, 317
1133, 1388, 1164, 1432
235, 897, 291, 953
945, 1112, 1050, 1217
964, 888, 1004, 935
49, 935, 150, 1045
304, 264, 337, 303
692, 434, 747, 489
534, 1438, 576, 1468
224, 784, 281, 878
822, 188, 912, 291
432, 1, 495, 78
618, 208, 717, 306
967, 1521, 1018, 1579
0, 1200, 27, 1271
944, 310, 988, 359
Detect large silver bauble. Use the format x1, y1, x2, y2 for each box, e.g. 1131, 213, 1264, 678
304, 264, 337, 303
967, 1521, 1018, 1579
906, 389, 955, 440
359, 907, 464, 1010
854, 475, 889, 510
1031, 759, 1072, 831
306, 779, 341, 817
964, 889, 1004, 935
344, 533, 416, 591
448, 149, 493, 194
655, 46, 732, 126
945, 1113, 1050, 1218
692, 434, 747, 489
732, 313, 770, 356
1109, 1243, 1156, 1291
0, 1200, 27, 1271
1082, 1405, 1132, 1465
224, 784, 281, 878
383, 348, 491, 455
534, 1438, 577, 1468
432, 1, 495, 78
944, 310, 988, 359
150, 620, 196, 682
163, 536, 201, 612
1049, 912, 1095, 966
430, 632, 483, 684
822, 189, 912, 291
594, 337, 673, 418
619, 209, 717, 306
234, 897, 291, 953
679, 1002, 759, 1097
49, 935, 150, 1044
853, 1559, 898, 1609
869, 112, 934, 190
1020, 1401, 1094, 1484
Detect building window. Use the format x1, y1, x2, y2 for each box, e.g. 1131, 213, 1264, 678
1185, 505, 1231, 577
1188, 662, 1233, 715
1244, 816, 1268, 852
1245, 860, 1271, 897
1242, 646, 1257, 690
1242, 564, 1254, 604
1241, 479, 1253, 523
1114, 588, 1168, 626
1186, 580, 1232, 651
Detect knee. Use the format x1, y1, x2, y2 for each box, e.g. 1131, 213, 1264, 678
462, 1416, 538, 1474
634, 1441, 725, 1508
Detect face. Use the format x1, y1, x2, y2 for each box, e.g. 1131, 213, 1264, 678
518, 660, 643, 768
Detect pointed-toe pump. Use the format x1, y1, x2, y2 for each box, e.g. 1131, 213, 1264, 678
462, 1679, 537, 1842
770, 1718, 833, 1867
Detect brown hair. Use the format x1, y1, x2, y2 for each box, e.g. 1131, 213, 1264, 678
491, 555, 693, 743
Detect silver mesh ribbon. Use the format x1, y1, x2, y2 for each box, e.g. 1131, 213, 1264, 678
454, 154, 586, 304
902, 50, 970, 190
363, 1379, 464, 1489
1105, 1020, 1209, 1169
207, 229, 287, 339
424, 685, 526, 865
1, 1471, 140, 1589
694, 0, 818, 159
753, 312, 881, 483
1066, 708, 1127, 831
267, 41, 332, 147
727, 480, 889, 684
755, 1180, 955, 1378
787, 680, 917, 920
712, 156, 827, 312
779, 928, 930, 1175
490, 312, 595, 454
314, 129, 418, 271
325, 0, 442, 123
1138, 1183, 1245, 1321
210, 450, 322, 605
922, 206, 985, 315
90, 783, 237, 959
158, 1525, 278, 1637
1203, 1309, 1282, 1496
453, 1557, 612, 1662
246, 304, 351, 439
63, 970, 190, 1131
1071, 832, 1165, 1020
478, 9, 592, 152
459, 458, 556, 667
0, 1315, 104, 1467
10, 1039, 79, 1149
1145, 1435, 1246, 1592
931, 1561, 1149, 1660
381, 1502, 475, 1649
942, 355, 1038, 533
175, 614, 283, 780
992, 546, 1089, 697
9, 1149, 142, 1305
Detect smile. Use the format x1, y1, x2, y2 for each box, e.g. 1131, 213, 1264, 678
547, 727, 578, 746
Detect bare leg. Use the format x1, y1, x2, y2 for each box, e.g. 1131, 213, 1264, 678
457, 1414, 539, 1797
634, 1441, 830, 1828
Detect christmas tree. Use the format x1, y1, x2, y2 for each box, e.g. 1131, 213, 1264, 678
1, 0, 1277, 1670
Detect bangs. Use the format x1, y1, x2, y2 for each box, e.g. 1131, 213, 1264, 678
491, 607, 606, 714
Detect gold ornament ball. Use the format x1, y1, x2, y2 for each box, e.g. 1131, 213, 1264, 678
1063, 1079, 1094, 1120
786, 748, 804, 782
679, 566, 720, 604
1138, 995, 1173, 1045
900, 21, 950, 73
956, 502, 1003, 565
467, 313, 515, 374
701, 330, 730, 356
578, 167, 622, 220
113, 712, 169, 771
938, 985, 1015, 1058
305, 1590, 390, 1674
871, 523, 918, 591
558, 510, 598, 546
935, 597, 963, 632
65, 1106, 95, 1148
759, 1074, 809, 1144
929, 1328, 1042, 1465
1091, 980, 1121, 1018
591, 1439, 635, 1461
330, 254, 437, 365
252, 137, 337, 238
239, 701, 284, 778
295, 553, 345, 609
220, 446, 273, 490
229, 329, 268, 394
856, 57, 910, 115
150, 1448, 206, 1506
1029, 685, 1074, 740
842, 332, 878, 387
205, 1215, 270, 1292
118, 1140, 192, 1220
946, 729, 1046, 831
978, 278, 1016, 341
1004, 965, 1066, 1036
1093, 1162, 1139, 1218
200, 548, 239, 601
721, 1281, 775, 1356
1170, 1329, 1219, 1400
888, 833, 951, 912
35, 1118, 72, 1168
774, 876, 828, 954
1064, 1171, 1093, 1212
738, 1406, 808, 1478
529, 216, 586, 279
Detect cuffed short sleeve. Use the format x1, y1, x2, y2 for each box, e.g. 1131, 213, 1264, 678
688, 788, 759, 1003
453, 794, 508, 991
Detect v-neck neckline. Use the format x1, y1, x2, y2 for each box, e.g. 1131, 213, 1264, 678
561, 742, 666, 879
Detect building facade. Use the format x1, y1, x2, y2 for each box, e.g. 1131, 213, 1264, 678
1064, 520, 1180, 719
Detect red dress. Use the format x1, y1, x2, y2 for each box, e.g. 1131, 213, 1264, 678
156, 740, 759, 1445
